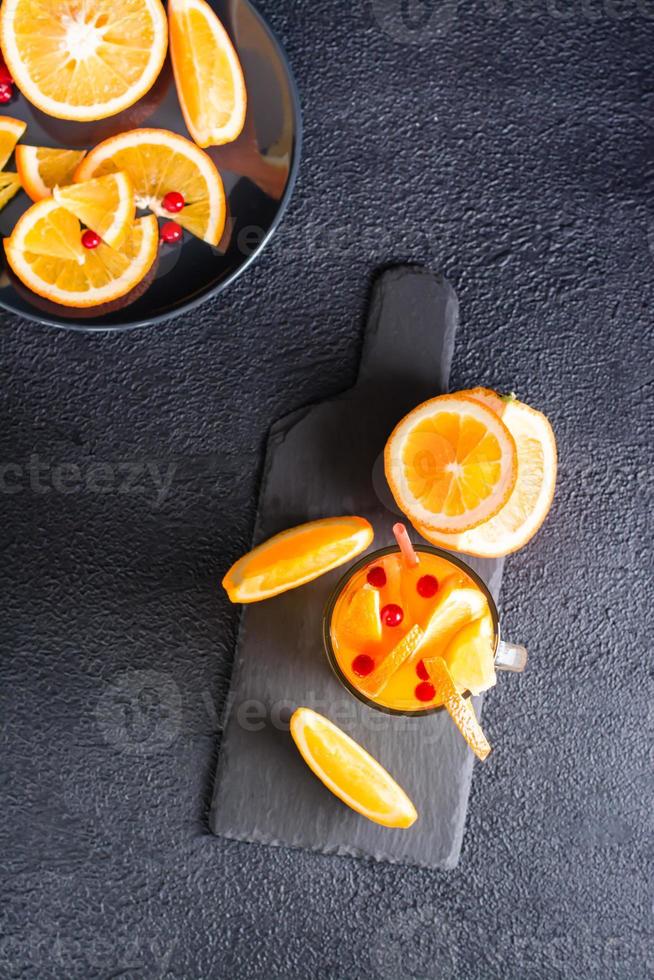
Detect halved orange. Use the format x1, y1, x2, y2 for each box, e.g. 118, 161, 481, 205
360, 624, 423, 699
417, 392, 557, 557
53, 172, 134, 248
16, 146, 87, 202
290, 707, 417, 828
385, 394, 518, 534
75, 129, 226, 245
222, 517, 374, 603
341, 585, 382, 648
0, 0, 168, 122
169, 0, 247, 147
0, 116, 26, 170
0, 172, 21, 211
4, 201, 158, 308
425, 657, 491, 761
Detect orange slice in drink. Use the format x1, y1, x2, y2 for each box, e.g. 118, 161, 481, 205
360, 624, 424, 698
417, 392, 557, 557
53, 172, 135, 249
0, 171, 21, 210
385, 393, 517, 534
444, 614, 496, 696
290, 707, 417, 828
16, 147, 87, 201
75, 129, 226, 245
0, 0, 168, 122
425, 657, 491, 761
169, 0, 247, 147
4, 201, 159, 308
419, 576, 489, 654
222, 516, 374, 603
341, 585, 382, 648
0, 116, 26, 170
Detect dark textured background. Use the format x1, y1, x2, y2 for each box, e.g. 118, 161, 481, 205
1, 1, 652, 978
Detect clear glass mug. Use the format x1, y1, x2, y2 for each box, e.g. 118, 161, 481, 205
322, 544, 527, 717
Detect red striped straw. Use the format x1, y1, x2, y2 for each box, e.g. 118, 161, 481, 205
393, 522, 419, 568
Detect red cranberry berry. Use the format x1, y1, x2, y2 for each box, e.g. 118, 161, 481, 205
160, 221, 183, 244
352, 654, 374, 677
415, 681, 436, 702
161, 190, 185, 213
417, 574, 439, 598
81, 229, 101, 249
416, 660, 429, 681
0, 82, 13, 104
380, 603, 404, 627
366, 565, 387, 589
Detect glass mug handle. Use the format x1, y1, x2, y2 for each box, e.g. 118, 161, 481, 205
495, 641, 528, 673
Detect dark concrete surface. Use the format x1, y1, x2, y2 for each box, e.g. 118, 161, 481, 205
1, 2, 651, 978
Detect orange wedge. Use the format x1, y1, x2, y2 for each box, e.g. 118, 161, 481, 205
444, 614, 496, 696
0, 116, 26, 170
53, 172, 135, 249
417, 392, 557, 557
4, 201, 158, 308
341, 585, 382, 648
0, 0, 167, 122
385, 393, 518, 534
290, 708, 417, 828
0, 172, 21, 210
222, 516, 374, 603
169, 0, 247, 147
425, 657, 491, 761
16, 147, 87, 202
419, 577, 489, 655
360, 624, 424, 698
75, 129, 226, 245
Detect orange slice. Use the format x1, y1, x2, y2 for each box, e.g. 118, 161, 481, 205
0, 172, 21, 210
53, 172, 134, 249
290, 707, 417, 828
419, 577, 489, 655
444, 614, 496, 696
425, 657, 491, 761
417, 392, 557, 557
169, 0, 247, 147
222, 516, 374, 603
4, 201, 158, 308
0, 0, 168, 122
0, 116, 26, 170
16, 147, 87, 201
75, 128, 226, 245
360, 624, 424, 698
385, 393, 517, 534
341, 585, 382, 648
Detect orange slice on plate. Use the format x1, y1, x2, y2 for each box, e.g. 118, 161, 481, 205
385, 393, 517, 534
4, 201, 158, 308
360, 624, 423, 698
0, 172, 22, 210
417, 392, 557, 557
53, 172, 135, 249
340, 584, 382, 648
222, 516, 373, 603
169, 0, 247, 147
75, 128, 226, 245
0, 0, 168, 121
16, 147, 87, 201
0, 116, 26, 170
425, 657, 491, 761
290, 707, 417, 828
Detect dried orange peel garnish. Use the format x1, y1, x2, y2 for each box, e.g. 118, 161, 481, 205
425, 656, 491, 761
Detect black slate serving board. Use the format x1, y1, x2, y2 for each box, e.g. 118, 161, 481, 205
210, 267, 504, 869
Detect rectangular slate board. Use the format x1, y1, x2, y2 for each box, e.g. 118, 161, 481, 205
210, 267, 504, 869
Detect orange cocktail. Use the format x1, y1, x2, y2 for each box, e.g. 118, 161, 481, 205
324, 545, 498, 715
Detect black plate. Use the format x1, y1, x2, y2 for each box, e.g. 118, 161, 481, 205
0, 0, 301, 330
